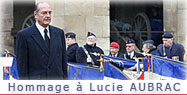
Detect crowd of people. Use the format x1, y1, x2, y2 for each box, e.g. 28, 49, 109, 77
66, 32, 186, 64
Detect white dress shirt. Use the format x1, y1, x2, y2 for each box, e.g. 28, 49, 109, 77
127, 51, 134, 59
111, 53, 118, 57
35, 22, 50, 40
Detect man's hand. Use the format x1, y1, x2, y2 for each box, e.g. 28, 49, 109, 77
87, 56, 92, 62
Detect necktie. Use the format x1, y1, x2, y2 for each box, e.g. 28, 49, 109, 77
126, 54, 130, 59
44, 29, 50, 48
129, 54, 131, 59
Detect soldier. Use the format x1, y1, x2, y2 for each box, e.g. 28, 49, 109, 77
156, 32, 185, 61
109, 42, 124, 58
124, 39, 144, 60
76, 32, 104, 66
66, 32, 79, 62
142, 40, 156, 55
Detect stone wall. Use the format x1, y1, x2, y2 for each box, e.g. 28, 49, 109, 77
0, 0, 14, 53
177, 0, 187, 49
36, 0, 110, 54
0, 1, 2, 51
164, 0, 187, 49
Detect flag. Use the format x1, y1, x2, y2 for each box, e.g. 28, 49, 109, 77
150, 55, 187, 80
68, 62, 104, 80
104, 55, 137, 69
10, 58, 19, 80
3, 50, 11, 80
143, 56, 152, 71
67, 55, 144, 80
104, 62, 130, 80
104, 55, 144, 80
3, 50, 19, 80
3, 67, 10, 80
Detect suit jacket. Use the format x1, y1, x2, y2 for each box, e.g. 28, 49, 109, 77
156, 42, 185, 61
109, 52, 124, 58
16, 23, 67, 80
67, 43, 79, 62
124, 51, 144, 60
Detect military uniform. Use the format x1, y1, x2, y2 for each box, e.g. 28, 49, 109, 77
109, 41, 124, 58
156, 32, 185, 61
66, 32, 79, 62
156, 42, 185, 61
124, 51, 144, 60
125, 39, 144, 60
76, 32, 104, 66
76, 44, 104, 66
109, 52, 124, 58
67, 43, 79, 62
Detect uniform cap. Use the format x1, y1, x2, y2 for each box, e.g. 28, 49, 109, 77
162, 32, 173, 38
87, 32, 96, 37
65, 32, 76, 38
125, 39, 135, 44
143, 40, 154, 45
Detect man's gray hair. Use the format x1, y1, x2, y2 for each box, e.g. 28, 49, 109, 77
35, 2, 48, 12
146, 43, 156, 50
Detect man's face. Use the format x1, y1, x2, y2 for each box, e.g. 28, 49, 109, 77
110, 47, 119, 55
163, 38, 173, 48
87, 36, 96, 45
66, 38, 75, 46
126, 44, 135, 53
142, 44, 150, 53
34, 3, 52, 28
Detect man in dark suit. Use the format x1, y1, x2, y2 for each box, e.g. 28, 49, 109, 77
16, 2, 67, 80
76, 32, 104, 67
66, 32, 79, 62
156, 32, 185, 61
124, 39, 144, 60
109, 42, 124, 58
